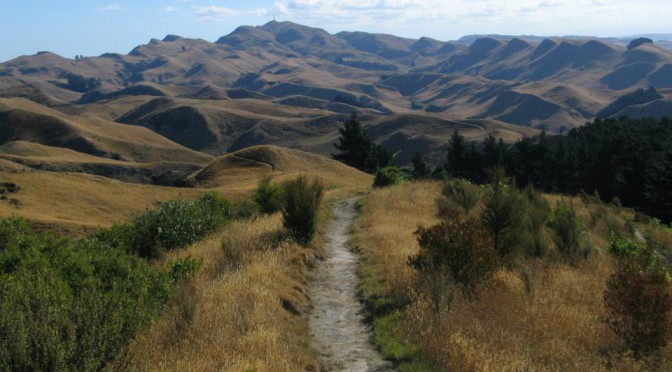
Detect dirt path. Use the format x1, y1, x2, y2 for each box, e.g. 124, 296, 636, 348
309, 198, 392, 371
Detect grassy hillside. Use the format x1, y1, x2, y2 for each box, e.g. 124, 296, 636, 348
123, 214, 321, 371
0, 144, 370, 234
354, 181, 672, 371
0, 144, 372, 371
0, 171, 202, 235
0, 98, 213, 164
188, 144, 372, 192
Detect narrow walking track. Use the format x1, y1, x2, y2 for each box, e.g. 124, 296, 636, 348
309, 198, 392, 371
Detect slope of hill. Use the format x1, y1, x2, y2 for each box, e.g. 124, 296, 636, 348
0, 141, 203, 185
188, 144, 372, 190
0, 97, 212, 164
0, 144, 372, 234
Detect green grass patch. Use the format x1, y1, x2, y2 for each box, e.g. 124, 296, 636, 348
373, 311, 436, 371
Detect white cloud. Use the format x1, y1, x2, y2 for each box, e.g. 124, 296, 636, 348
100, 4, 122, 11
194, 0, 671, 38
161, 5, 177, 12
196, 3, 289, 21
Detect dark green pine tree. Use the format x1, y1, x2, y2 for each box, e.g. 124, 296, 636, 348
446, 129, 466, 177
332, 113, 390, 173
332, 113, 371, 171
411, 151, 430, 179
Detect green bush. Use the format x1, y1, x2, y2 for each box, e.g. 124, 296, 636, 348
253, 176, 286, 214
443, 178, 481, 214
409, 209, 500, 292
170, 256, 203, 283
604, 235, 672, 357
480, 169, 524, 258
373, 166, 402, 188
549, 201, 584, 264
97, 192, 232, 259
282, 175, 324, 245
0, 217, 171, 371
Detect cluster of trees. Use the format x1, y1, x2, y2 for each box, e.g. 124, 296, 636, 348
60, 72, 102, 92
332, 115, 672, 223
332, 113, 391, 173
442, 117, 672, 223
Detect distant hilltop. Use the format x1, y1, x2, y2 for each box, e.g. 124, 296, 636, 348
1, 20, 671, 165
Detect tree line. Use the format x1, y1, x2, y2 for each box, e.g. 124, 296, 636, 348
441, 117, 672, 223
332, 115, 672, 223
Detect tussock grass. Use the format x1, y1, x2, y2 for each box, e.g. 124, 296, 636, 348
355, 181, 672, 371
123, 214, 320, 371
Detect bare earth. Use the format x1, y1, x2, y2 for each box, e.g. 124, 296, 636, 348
309, 198, 393, 371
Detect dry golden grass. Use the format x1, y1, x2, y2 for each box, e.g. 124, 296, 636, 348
355, 181, 672, 371
191, 145, 373, 193
0, 144, 371, 235
0, 140, 130, 164
124, 213, 324, 371
0, 170, 203, 234
0, 97, 213, 164
354, 181, 440, 304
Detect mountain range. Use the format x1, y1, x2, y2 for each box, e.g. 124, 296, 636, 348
1, 21, 671, 176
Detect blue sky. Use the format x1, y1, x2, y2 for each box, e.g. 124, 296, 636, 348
1, 0, 670, 62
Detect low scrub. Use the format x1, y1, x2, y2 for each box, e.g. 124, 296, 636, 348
282, 175, 323, 245
604, 235, 672, 357
373, 166, 402, 188
442, 178, 481, 214
0, 217, 171, 371
480, 170, 524, 258
549, 201, 585, 264
253, 176, 286, 214
410, 208, 499, 292
0, 192, 237, 370
355, 181, 672, 370
97, 192, 232, 259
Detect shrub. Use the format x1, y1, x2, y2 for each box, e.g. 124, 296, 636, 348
97, 192, 232, 259
409, 209, 499, 292
374, 166, 402, 188
610, 196, 622, 209
604, 235, 672, 357
0, 217, 171, 371
411, 152, 431, 179
282, 175, 324, 245
231, 199, 259, 220
522, 184, 551, 258
590, 205, 606, 227
0, 182, 20, 194
170, 256, 202, 283
443, 178, 481, 214
549, 201, 584, 264
253, 176, 286, 214
634, 212, 651, 224
480, 169, 524, 258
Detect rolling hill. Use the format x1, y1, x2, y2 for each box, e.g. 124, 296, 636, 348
0, 21, 671, 186
0, 144, 371, 233
2, 21, 670, 133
